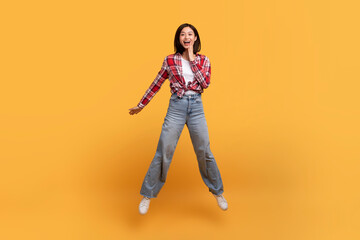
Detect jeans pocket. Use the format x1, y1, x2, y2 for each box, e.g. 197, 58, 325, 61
170, 96, 180, 102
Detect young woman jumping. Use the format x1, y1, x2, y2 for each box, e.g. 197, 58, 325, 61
129, 23, 228, 215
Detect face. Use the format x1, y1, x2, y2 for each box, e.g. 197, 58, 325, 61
179, 26, 197, 49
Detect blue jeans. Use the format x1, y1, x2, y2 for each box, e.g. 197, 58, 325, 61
140, 92, 224, 198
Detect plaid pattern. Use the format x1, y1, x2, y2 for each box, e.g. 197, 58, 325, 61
137, 52, 211, 108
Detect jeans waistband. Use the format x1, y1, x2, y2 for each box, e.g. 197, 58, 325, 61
171, 92, 201, 99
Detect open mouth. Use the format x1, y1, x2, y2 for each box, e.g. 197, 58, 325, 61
184, 41, 190, 45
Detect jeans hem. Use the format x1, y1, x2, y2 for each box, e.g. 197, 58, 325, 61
209, 189, 224, 196
140, 193, 156, 199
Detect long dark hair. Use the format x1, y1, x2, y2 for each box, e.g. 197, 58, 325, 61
174, 23, 201, 54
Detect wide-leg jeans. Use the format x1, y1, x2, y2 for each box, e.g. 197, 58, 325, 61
140, 92, 224, 198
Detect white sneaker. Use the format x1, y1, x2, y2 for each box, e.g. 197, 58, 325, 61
139, 196, 151, 215
213, 193, 228, 210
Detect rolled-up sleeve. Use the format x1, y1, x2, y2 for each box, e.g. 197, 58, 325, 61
190, 56, 211, 89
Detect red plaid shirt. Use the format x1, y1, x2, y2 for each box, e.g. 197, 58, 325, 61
137, 52, 211, 108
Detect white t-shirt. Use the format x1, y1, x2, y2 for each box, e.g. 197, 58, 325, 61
181, 57, 198, 95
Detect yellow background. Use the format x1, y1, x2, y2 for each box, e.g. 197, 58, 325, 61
1, 0, 359, 239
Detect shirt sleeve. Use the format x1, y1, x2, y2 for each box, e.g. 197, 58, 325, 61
137, 56, 169, 109
189, 55, 211, 89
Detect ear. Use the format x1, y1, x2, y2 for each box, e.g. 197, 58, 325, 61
195, 36, 198, 41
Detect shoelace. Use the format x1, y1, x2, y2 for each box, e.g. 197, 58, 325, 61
215, 195, 226, 202
140, 197, 150, 207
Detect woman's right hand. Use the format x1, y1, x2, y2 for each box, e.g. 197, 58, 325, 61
129, 106, 143, 115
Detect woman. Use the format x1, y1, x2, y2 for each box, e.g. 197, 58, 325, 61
129, 23, 228, 215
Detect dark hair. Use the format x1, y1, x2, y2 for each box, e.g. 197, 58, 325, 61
174, 23, 201, 54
